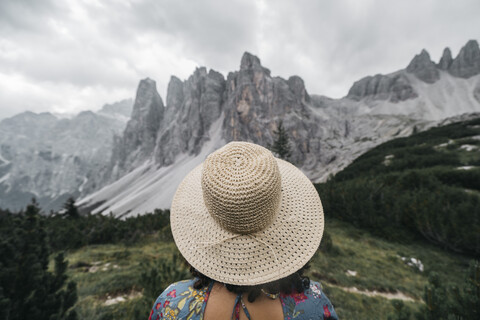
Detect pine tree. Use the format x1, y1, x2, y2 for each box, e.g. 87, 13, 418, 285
63, 197, 79, 219
270, 120, 292, 160
0, 199, 78, 320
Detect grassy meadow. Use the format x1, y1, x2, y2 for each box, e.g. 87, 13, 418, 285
59, 217, 471, 320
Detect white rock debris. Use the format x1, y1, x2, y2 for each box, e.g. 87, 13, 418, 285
457, 166, 475, 170
400, 256, 424, 272
383, 154, 395, 166
103, 291, 142, 306
460, 144, 478, 151
346, 270, 358, 277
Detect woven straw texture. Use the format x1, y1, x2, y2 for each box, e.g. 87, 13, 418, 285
171, 142, 324, 286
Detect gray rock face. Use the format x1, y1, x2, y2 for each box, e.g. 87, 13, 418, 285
165, 76, 184, 112
449, 40, 480, 78
347, 73, 418, 102
240, 52, 271, 76
154, 67, 225, 166
406, 49, 440, 83
288, 76, 311, 104
438, 48, 453, 70
94, 53, 331, 192
389, 74, 419, 102
109, 79, 164, 178
221, 53, 320, 165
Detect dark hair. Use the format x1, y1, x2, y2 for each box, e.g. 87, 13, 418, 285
189, 263, 311, 303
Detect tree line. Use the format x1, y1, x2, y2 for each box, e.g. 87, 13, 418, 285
0, 198, 171, 320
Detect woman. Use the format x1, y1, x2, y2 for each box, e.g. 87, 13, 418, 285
149, 142, 338, 319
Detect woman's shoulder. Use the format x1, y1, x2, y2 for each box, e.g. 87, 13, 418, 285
148, 279, 210, 320
160, 279, 200, 298
280, 280, 339, 319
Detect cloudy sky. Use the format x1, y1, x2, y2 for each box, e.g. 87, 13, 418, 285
0, 0, 479, 120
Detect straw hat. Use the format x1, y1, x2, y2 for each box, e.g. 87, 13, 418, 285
171, 141, 324, 286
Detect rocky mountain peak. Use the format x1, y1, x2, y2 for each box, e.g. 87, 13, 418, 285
166, 76, 184, 109
347, 73, 417, 102
406, 49, 440, 83
99, 99, 133, 118
77, 110, 96, 119
220, 54, 318, 165
462, 40, 480, 57
0, 111, 58, 138
288, 75, 311, 103
240, 52, 271, 76
7, 111, 57, 123
240, 52, 261, 69
111, 78, 164, 174
193, 66, 208, 77
153, 66, 226, 166
131, 78, 163, 119
449, 39, 480, 78
438, 47, 453, 70
0, 106, 130, 211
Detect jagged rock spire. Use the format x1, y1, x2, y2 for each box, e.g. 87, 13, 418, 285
166, 76, 184, 109
288, 76, 311, 104
130, 78, 164, 122
449, 40, 480, 78
406, 49, 440, 83
438, 47, 453, 70
112, 78, 164, 172
240, 52, 262, 70
240, 52, 271, 75
154, 67, 226, 166
222, 52, 316, 165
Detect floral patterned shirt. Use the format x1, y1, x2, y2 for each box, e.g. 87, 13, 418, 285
149, 279, 338, 320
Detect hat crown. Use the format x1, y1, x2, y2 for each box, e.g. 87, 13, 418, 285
201, 142, 282, 234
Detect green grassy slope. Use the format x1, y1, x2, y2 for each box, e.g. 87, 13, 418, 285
62, 217, 471, 320
316, 117, 480, 256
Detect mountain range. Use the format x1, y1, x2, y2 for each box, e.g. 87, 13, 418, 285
0, 100, 132, 211
1, 40, 480, 215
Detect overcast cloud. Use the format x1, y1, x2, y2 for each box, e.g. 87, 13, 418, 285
0, 0, 479, 119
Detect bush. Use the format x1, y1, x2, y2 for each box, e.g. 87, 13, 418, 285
417, 261, 480, 319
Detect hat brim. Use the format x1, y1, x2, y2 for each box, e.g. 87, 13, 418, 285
171, 158, 324, 286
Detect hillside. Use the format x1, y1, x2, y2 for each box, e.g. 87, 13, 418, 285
2, 184, 477, 319
53, 218, 474, 320
316, 115, 480, 256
